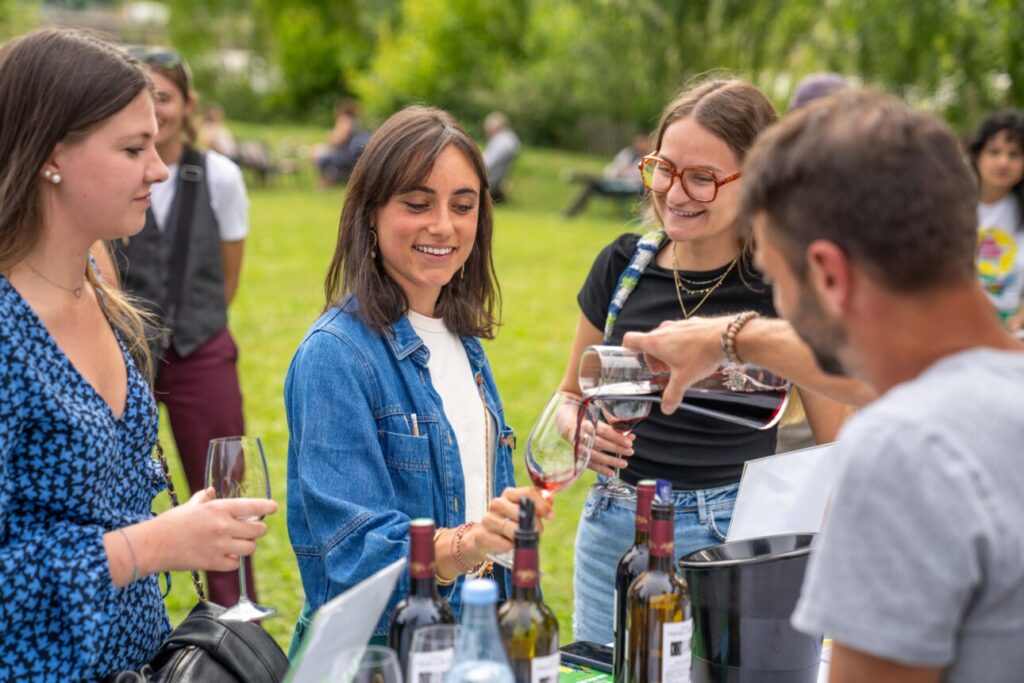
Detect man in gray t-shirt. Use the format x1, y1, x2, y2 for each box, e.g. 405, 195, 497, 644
627, 90, 1024, 682
791, 349, 1024, 681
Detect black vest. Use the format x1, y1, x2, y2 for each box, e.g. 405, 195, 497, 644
112, 149, 228, 359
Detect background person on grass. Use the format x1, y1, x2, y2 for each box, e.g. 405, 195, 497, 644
0, 28, 275, 681
966, 109, 1024, 331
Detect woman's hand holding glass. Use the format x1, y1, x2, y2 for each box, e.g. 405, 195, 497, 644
205, 435, 277, 621
451, 487, 554, 572
151, 487, 277, 573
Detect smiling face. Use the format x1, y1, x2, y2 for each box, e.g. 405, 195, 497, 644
48, 90, 169, 242
652, 116, 744, 251
375, 144, 481, 316
147, 68, 192, 154
976, 129, 1024, 200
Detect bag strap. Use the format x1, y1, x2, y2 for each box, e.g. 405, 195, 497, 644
161, 147, 205, 350
603, 229, 668, 342
155, 440, 208, 602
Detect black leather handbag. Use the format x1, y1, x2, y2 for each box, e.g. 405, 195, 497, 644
105, 600, 289, 683
103, 444, 289, 683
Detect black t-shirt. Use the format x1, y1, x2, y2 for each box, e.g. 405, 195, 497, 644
578, 232, 778, 490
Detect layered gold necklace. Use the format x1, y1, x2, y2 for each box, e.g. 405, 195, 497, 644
671, 243, 737, 319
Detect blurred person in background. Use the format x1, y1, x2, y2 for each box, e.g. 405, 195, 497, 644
198, 103, 239, 160
482, 111, 520, 203
313, 96, 371, 187
966, 109, 1024, 331
563, 133, 651, 218
111, 46, 255, 608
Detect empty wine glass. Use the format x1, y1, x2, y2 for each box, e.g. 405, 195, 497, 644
205, 435, 275, 622
489, 392, 594, 568
332, 645, 404, 683
407, 624, 459, 682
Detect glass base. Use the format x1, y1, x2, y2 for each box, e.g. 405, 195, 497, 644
591, 478, 636, 500
218, 597, 276, 622
486, 550, 513, 569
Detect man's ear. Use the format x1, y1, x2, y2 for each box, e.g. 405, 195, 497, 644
805, 239, 852, 315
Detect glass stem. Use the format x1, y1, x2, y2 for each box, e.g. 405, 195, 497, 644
237, 555, 251, 604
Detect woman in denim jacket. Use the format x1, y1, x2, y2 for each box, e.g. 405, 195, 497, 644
285, 106, 551, 650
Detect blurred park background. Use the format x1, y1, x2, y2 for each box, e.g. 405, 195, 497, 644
3, 0, 1021, 648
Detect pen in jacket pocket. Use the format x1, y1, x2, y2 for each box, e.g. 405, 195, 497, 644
410, 413, 419, 437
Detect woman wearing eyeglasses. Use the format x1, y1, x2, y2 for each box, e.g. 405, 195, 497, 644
109, 47, 253, 608
559, 80, 868, 644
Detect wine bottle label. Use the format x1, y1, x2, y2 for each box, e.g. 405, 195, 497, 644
408, 647, 455, 682
660, 619, 693, 683
529, 651, 560, 683
513, 547, 539, 588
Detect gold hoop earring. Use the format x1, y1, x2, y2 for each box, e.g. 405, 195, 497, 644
369, 227, 378, 260
460, 264, 466, 280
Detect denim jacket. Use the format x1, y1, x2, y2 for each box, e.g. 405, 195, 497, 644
284, 297, 516, 638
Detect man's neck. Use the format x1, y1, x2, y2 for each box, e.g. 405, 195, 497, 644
852, 284, 1023, 395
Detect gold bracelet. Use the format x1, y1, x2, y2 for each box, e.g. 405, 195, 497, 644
432, 527, 456, 585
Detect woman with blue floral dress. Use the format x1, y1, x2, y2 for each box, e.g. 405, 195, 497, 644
0, 28, 276, 680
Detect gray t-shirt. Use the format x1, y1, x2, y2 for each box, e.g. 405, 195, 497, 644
792, 348, 1024, 682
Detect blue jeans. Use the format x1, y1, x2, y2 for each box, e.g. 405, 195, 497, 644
572, 479, 738, 644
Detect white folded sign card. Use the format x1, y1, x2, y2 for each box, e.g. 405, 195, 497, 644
727, 442, 837, 543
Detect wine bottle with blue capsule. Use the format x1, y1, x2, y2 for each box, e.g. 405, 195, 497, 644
626, 479, 693, 683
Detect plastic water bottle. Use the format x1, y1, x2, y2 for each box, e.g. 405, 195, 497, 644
445, 579, 514, 683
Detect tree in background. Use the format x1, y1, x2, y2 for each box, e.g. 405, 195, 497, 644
161, 0, 1022, 148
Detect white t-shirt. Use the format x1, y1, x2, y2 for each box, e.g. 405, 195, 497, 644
407, 311, 496, 524
150, 150, 249, 242
976, 194, 1024, 316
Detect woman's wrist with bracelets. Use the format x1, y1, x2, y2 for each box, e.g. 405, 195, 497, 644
451, 522, 485, 575
721, 311, 761, 364
433, 527, 456, 585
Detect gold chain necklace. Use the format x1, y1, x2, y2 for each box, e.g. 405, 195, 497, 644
25, 261, 85, 298
672, 244, 737, 319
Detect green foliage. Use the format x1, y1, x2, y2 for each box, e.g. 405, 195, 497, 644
0, 0, 39, 39
353, 0, 529, 131
167, 0, 1023, 145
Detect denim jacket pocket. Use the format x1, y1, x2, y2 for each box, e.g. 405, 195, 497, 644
379, 430, 433, 520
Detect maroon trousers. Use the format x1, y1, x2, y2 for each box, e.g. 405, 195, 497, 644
155, 328, 257, 606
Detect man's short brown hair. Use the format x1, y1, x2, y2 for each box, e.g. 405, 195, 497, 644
741, 89, 977, 291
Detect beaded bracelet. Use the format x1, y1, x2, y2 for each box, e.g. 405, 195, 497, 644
721, 311, 760, 365
433, 527, 456, 586
451, 522, 485, 575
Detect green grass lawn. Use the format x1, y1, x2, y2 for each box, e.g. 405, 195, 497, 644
156, 140, 649, 648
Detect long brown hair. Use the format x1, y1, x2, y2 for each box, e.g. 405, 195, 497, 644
0, 28, 156, 378
324, 105, 501, 339
648, 79, 779, 280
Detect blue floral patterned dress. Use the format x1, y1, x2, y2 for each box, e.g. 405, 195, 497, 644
0, 276, 170, 681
